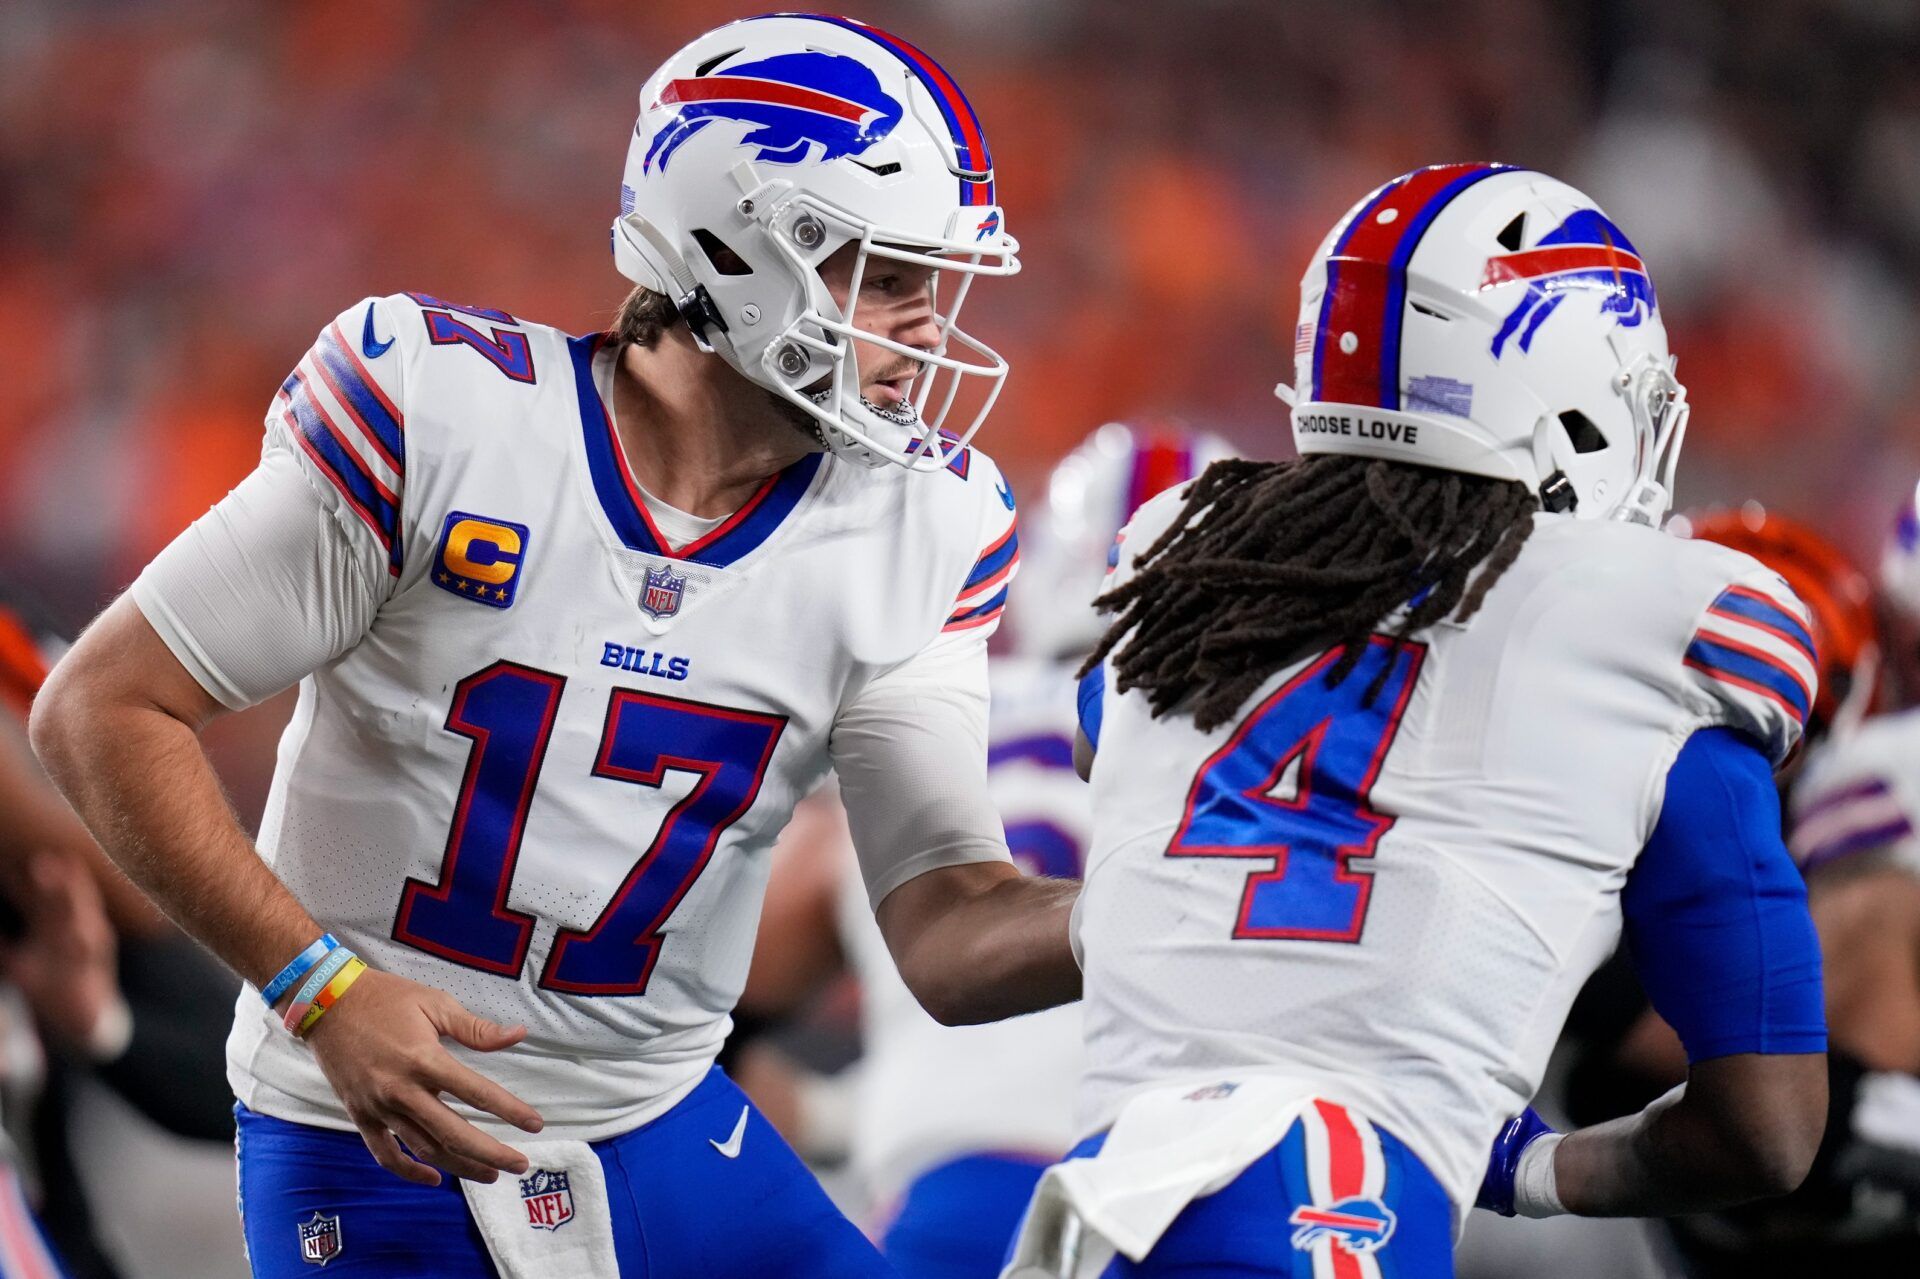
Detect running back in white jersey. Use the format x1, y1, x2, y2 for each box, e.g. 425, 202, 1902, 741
1791, 709, 1920, 875
132, 293, 1017, 1141
839, 654, 1089, 1203
1076, 490, 1811, 1215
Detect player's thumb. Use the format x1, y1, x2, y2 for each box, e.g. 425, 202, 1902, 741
436, 1002, 526, 1053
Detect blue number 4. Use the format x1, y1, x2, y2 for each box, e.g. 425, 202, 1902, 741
393, 663, 786, 995
1168, 636, 1424, 943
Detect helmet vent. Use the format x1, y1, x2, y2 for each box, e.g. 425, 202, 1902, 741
1558, 410, 1607, 454
694, 49, 742, 77
692, 229, 753, 276
1409, 301, 1451, 321
848, 158, 902, 177
1496, 213, 1526, 252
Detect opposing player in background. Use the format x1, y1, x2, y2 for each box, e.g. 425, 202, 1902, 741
745, 423, 1233, 1278
1006, 165, 1827, 1279
30, 14, 1081, 1278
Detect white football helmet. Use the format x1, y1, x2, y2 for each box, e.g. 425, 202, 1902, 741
1012, 421, 1238, 660
1279, 164, 1688, 524
612, 12, 1019, 471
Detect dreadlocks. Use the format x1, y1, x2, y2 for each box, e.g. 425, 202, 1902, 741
1084, 454, 1540, 732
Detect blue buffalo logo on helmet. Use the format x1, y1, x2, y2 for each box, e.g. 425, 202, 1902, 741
1288, 1196, 1397, 1255
1481, 209, 1657, 358
645, 51, 904, 174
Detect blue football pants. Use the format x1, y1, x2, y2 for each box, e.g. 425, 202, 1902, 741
236, 1066, 892, 1278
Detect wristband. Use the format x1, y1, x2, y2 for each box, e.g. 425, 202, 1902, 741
1513, 1132, 1567, 1218
282, 946, 356, 1034
295, 957, 368, 1037
261, 934, 339, 1007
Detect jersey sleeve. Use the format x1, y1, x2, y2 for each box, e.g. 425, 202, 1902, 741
1674, 556, 1817, 765
127, 298, 409, 710
940, 453, 1020, 639
1623, 727, 1827, 1062
830, 612, 1013, 910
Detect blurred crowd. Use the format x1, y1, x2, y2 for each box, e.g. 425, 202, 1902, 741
4, 1, 1920, 1276
3, 0, 1920, 637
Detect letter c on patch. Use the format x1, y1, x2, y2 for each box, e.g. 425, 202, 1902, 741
445, 519, 522, 583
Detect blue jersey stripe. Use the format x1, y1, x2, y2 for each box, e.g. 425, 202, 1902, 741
1708, 587, 1816, 663
947, 584, 1009, 625
315, 329, 405, 469
1685, 637, 1811, 722
285, 385, 400, 557
963, 526, 1020, 590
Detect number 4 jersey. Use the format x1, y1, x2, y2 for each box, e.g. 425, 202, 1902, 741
129, 293, 1018, 1140
1074, 487, 1816, 1217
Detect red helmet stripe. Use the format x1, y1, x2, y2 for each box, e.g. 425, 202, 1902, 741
1313, 164, 1508, 410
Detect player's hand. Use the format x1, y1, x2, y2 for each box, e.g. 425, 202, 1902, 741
1477, 1107, 1557, 1216
0, 850, 124, 1054
303, 967, 544, 1187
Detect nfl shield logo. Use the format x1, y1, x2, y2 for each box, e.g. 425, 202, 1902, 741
640, 564, 687, 619
298, 1211, 343, 1266
520, 1168, 574, 1232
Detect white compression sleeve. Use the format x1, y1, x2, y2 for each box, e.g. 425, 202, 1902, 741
831, 629, 1013, 909
128, 447, 390, 710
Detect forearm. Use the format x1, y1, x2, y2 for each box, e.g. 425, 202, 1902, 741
32, 680, 320, 989
1554, 1055, 1825, 1215
886, 870, 1080, 1025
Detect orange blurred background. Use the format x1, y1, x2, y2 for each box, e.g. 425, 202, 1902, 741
4, 0, 1918, 634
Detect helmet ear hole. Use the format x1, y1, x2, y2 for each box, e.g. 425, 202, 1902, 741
1558, 410, 1607, 454
1496, 212, 1526, 252
691, 229, 753, 276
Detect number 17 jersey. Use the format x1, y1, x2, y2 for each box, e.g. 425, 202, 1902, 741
131, 293, 1018, 1141
1074, 488, 1813, 1216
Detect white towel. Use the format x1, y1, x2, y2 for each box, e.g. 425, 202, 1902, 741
460, 1141, 621, 1279
1002, 1074, 1318, 1278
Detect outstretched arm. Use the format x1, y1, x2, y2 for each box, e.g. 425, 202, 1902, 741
832, 633, 1080, 1026
1482, 727, 1828, 1217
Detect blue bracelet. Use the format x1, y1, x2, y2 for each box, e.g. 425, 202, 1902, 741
260, 933, 339, 1006
285, 946, 357, 1018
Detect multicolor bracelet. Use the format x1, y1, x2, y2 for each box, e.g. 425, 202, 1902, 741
282, 946, 357, 1035
295, 958, 369, 1038
260, 933, 339, 1007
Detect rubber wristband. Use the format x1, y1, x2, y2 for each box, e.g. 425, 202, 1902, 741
1513, 1132, 1567, 1218
261, 934, 338, 1007
282, 947, 356, 1034
295, 958, 368, 1037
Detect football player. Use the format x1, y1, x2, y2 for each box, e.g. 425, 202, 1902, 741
29, 14, 1079, 1278
1004, 165, 1827, 1279
742, 423, 1233, 1278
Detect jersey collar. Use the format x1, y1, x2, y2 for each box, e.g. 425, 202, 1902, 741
569, 334, 824, 568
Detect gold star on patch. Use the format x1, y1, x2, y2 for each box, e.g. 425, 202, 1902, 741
456, 580, 469, 592
494, 588, 508, 601
437, 572, 451, 585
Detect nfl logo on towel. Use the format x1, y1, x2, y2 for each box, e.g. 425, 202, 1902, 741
640, 564, 687, 619
521, 1169, 574, 1232
298, 1211, 343, 1266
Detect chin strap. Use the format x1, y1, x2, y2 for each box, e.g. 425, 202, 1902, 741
619, 215, 733, 357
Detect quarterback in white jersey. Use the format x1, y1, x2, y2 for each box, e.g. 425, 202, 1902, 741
1005, 166, 1828, 1279
32, 14, 1083, 1279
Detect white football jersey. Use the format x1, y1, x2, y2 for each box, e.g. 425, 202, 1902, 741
1791, 709, 1920, 875
1076, 492, 1811, 1217
133, 293, 1017, 1141
839, 654, 1089, 1202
